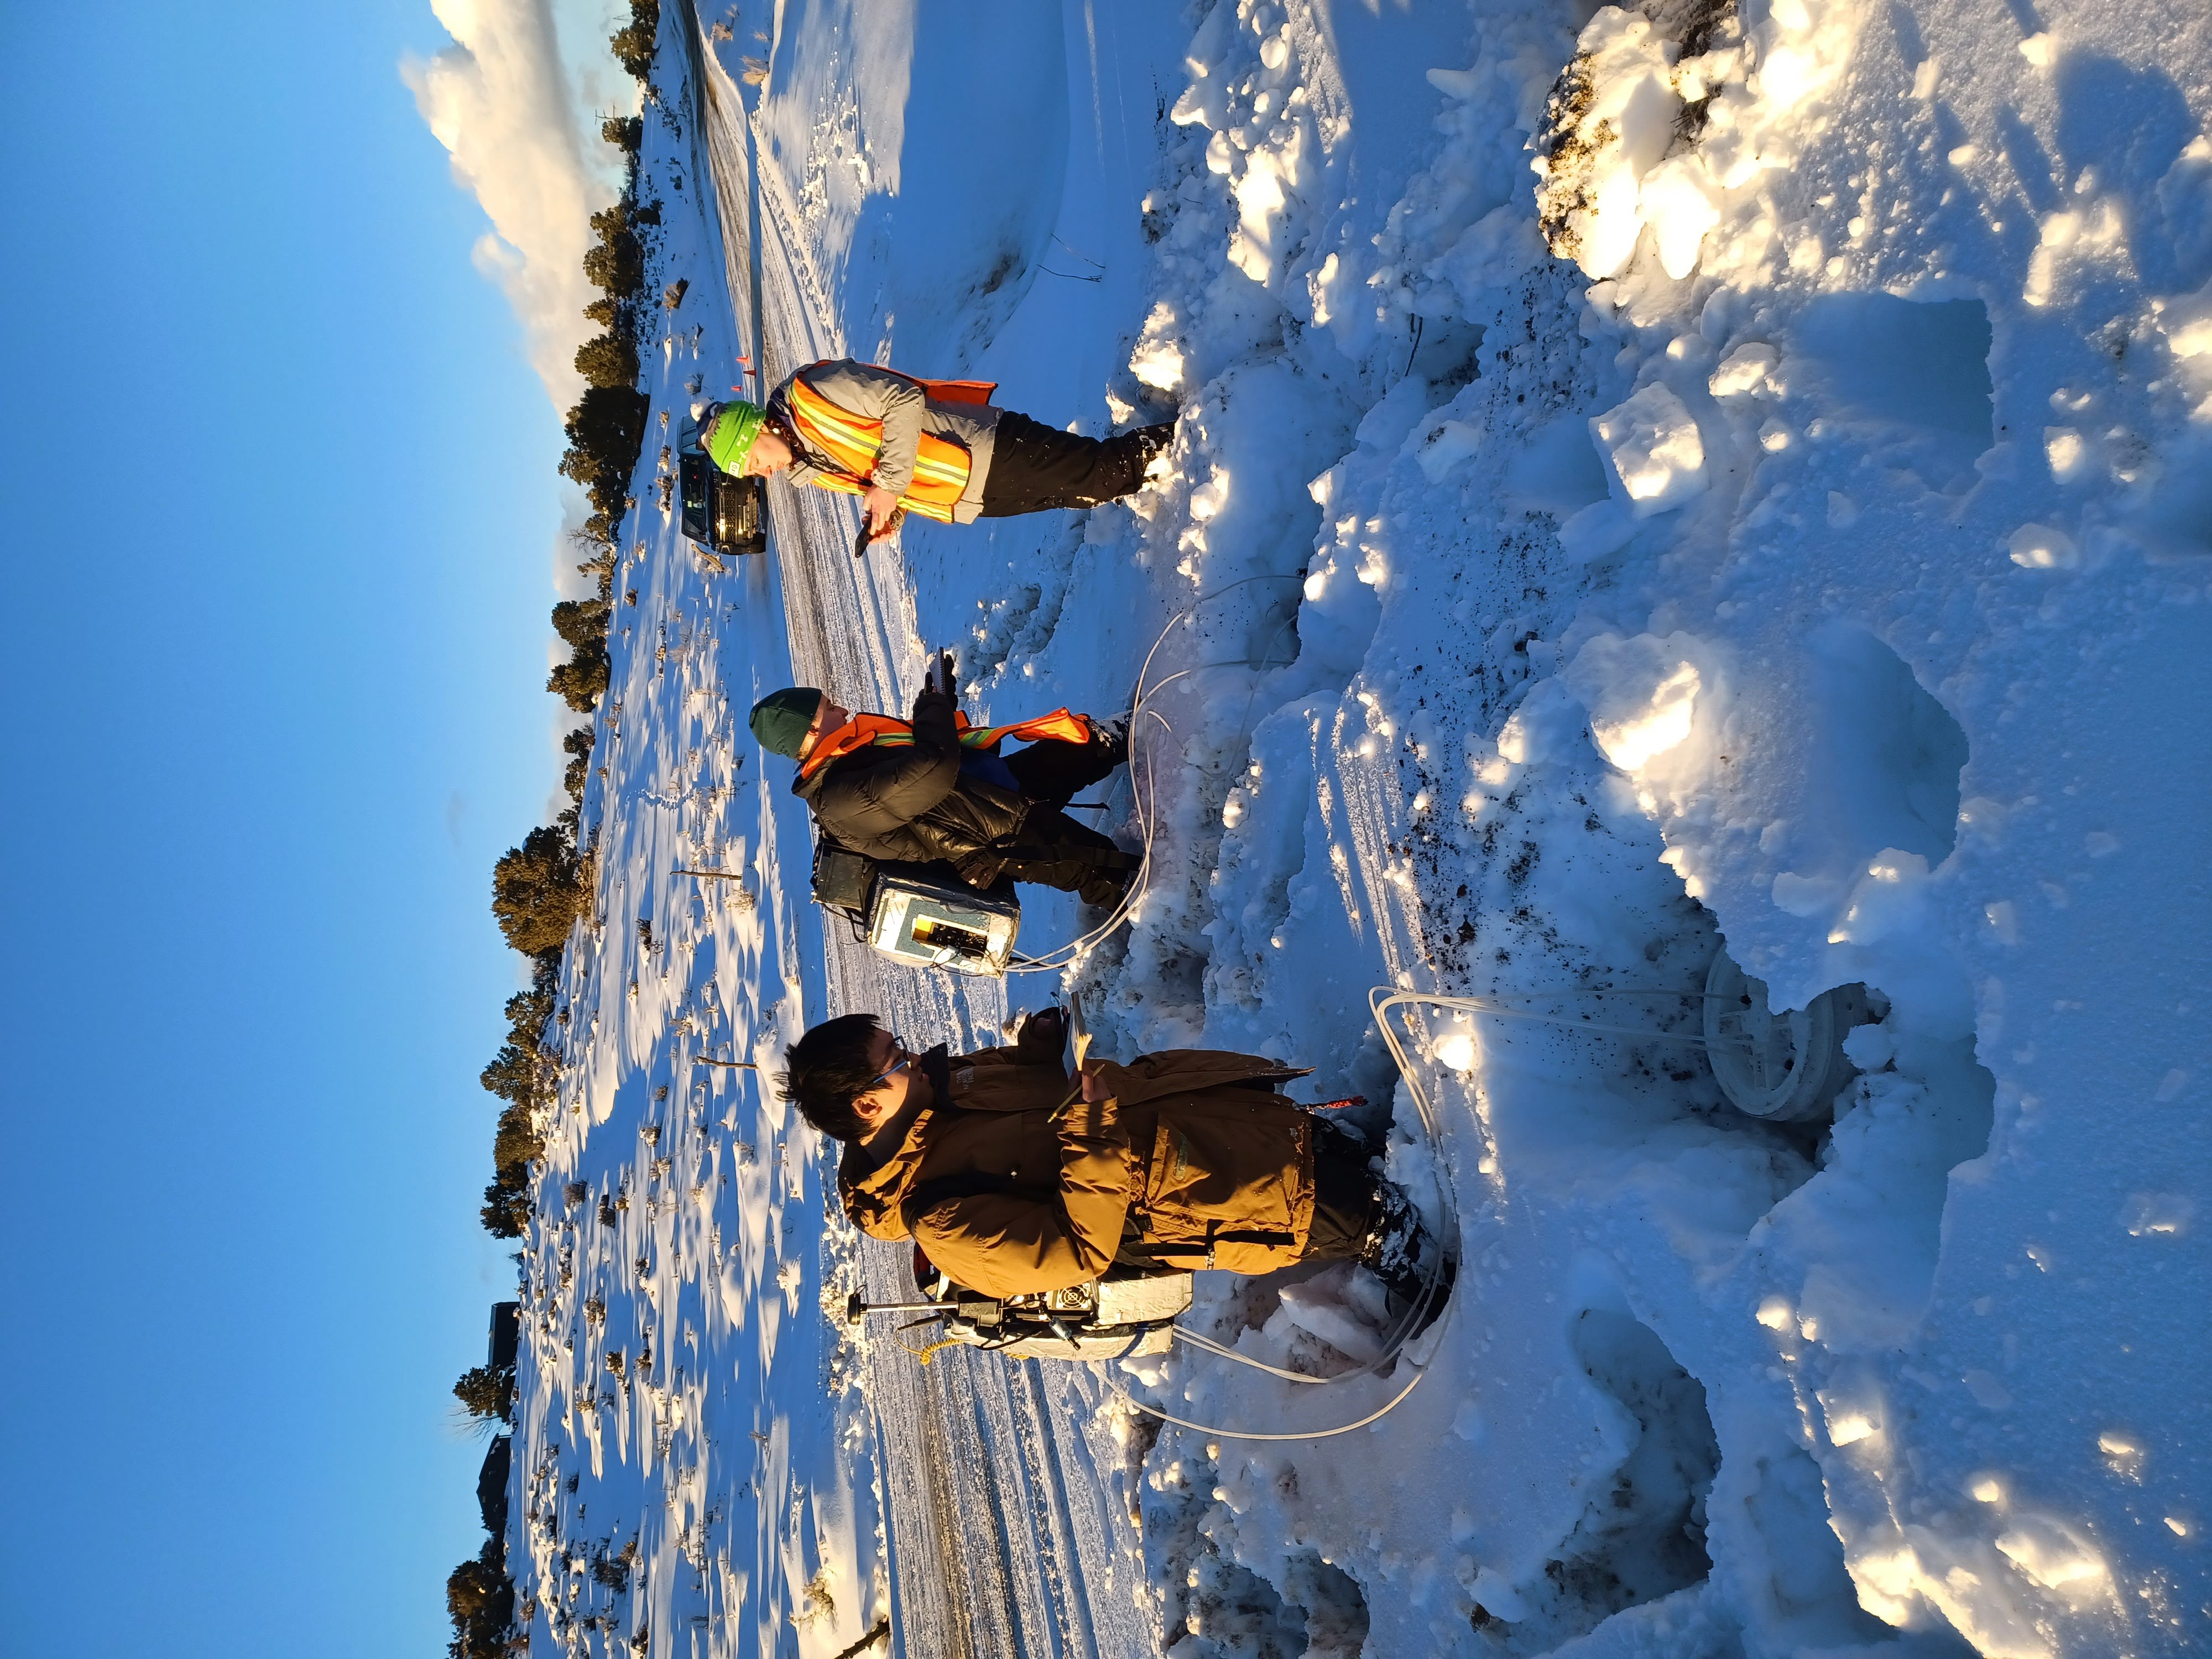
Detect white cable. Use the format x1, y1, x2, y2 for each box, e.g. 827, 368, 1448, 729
1109, 983, 1722, 1440
1122, 1363, 1430, 1442
1102, 983, 1462, 1441
1170, 1326, 1340, 1383
998, 572, 1305, 975
972, 578, 1742, 1434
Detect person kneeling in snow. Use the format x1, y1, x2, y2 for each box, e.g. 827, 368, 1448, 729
779, 1006, 1446, 1312
749, 670, 1140, 909
700, 359, 1176, 541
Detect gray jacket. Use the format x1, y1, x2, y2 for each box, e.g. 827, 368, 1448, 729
765, 359, 1002, 524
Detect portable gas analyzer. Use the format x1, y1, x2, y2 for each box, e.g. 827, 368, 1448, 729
675, 416, 768, 557
811, 841, 1022, 976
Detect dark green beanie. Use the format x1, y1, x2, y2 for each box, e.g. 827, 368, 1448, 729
749, 688, 825, 758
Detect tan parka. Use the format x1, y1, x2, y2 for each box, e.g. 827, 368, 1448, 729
836, 1021, 1323, 1298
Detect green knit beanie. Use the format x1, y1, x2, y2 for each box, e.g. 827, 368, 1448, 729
749, 687, 824, 758
705, 401, 766, 473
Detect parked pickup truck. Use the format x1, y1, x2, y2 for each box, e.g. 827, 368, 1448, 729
676, 416, 768, 557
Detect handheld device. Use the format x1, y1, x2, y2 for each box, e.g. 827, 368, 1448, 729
923, 649, 956, 698
853, 503, 907, 557
1063, 994, 1092, 1077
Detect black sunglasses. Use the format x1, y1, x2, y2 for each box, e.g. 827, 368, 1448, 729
862, 1041, 915, 1095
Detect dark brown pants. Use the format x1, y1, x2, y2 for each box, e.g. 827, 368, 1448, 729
1299, 1124, 1381, 1263
1003, 733, 1120, 807
997, 808, 1135, 907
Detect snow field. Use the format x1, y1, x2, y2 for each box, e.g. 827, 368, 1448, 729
499, 11, 893, 1656
507, 0, 2211, 1655
879, 0, 2209, 1653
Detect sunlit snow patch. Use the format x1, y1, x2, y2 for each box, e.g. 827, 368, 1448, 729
1569, 633, 1708, 771
1592, 383, 1708, 518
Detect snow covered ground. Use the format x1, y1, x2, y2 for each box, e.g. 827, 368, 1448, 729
500, 11, 894, 1657
507, 1, 2209, 1655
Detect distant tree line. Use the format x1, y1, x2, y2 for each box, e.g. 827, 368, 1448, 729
449, 4, 661, 1656
449, 1350, 519, 1659
552, 3, 667, 719
474, 966, 555, 1237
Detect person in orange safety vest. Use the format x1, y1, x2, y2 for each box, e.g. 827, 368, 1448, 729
701, 358, 1176, 540
749, 669, 1139, 909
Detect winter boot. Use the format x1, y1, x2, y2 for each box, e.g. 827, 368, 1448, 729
1078, 857, 1141, 912
1359, 1177, 1454, 1337
1095, 716, 1131, 772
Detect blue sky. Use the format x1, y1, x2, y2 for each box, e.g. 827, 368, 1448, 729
0, 4, 602, 1653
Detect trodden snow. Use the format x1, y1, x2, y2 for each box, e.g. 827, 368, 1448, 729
500, 1, 2208, 1656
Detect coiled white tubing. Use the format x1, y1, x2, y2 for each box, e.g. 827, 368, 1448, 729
1114, 989, 1722, 1441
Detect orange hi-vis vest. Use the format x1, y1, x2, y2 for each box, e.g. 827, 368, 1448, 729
799, 708, 1093, 782
785, 365, 997, 523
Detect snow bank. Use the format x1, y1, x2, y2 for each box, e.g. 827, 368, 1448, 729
868, 0, 2210, 1652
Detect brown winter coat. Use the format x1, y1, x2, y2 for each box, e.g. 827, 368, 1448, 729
837, 1022, 1321, 1298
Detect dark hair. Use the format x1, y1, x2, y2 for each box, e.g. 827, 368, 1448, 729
778, 1013, 884, 1141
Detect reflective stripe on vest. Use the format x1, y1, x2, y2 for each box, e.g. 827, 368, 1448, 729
786, 367, 977, 523
798, 708, 1094, 782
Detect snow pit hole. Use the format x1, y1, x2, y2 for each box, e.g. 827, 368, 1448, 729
1786, 295, 1993, 492
1406, 317, 1487, 399
1803, 623, 1969, 872
1175, 1545, 1368, 1657
1544, 1311, 1719, 1629
1506, 413, 1614, 518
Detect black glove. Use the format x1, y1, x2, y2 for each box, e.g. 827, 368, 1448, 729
1016, 1007, 1066, 1061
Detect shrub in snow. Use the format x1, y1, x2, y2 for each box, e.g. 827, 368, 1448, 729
479, 985, 555, 1108
558, 384, 651, 497
561, 725, 596, 801
477, 979, 552, 1237
453, 1362, 516, 1425
581, 202, 645, 298
548, 597, 613, 713
1532, 0, 1761, 282
573, 330, 640, 391
591, 1538, 638, 1592
479, 1174, 531, 1240
546, 654, 611, 715
607, 0, 659, 82
599, 114, 642, 156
